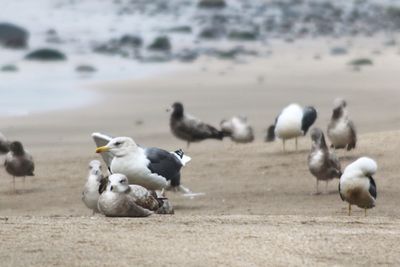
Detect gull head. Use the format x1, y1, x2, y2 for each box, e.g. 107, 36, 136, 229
333, 98, 347, 109
332, 98, 347, 119
10, 141, 25, 156
310, 128, 327, 148
95, 137, 137, 157
107, 173, 130, 193
169, 102, 184, 118
88, 160, 102, 177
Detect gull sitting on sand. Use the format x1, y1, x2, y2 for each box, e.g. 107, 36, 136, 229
92, 132, 202, 197
0, 132, 10, 154
327, 98, 357, 150
82, 160, 104, 215
169, 102, 224, 148
220, 116, 254, 143
98, 173, 173, 217
339, 157, 377, 216
308, 128, 341, 194
4, 141, 35, 193
266, 103, 317, 151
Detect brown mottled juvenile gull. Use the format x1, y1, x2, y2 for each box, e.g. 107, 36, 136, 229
4, 141, 34, 192
327, 98, 357, 150
169, 102, 224, 148
339, 157, 377, 216
98, 173, 173, 217
308, 128, 341, 194
220, 116, 254, 143
266, 103, 317, 151
82, 160, 104, 215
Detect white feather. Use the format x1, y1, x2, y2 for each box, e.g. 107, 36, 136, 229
328, 118, 351, 147
171, 152, 191, 166
342, 157, 377, 178
275, 103, 303, 139
339, 157, 377, 208
111, 147, 168, 190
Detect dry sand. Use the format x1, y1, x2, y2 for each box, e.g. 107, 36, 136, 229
1, 41, 400, 266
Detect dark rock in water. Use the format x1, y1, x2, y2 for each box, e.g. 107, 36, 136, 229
46, 29, 57, 36
330, 47, 348, 56
25, 48, 67, 61
0, 23, 29, 49
210, 47, 258, 60
148, 36, 171, 51
348, 58, 373, 66
76, 65, 97, 72
177, 49, 198, 62
384, 39, 396, 46
1, 64, 18, 72
93, 34, 142, 58
119, 34, 142, 47
285, 37, 295, 43
138, 54, 171, 63
45, 29, 63, 44
198, 0, 226, 8
199, 27, 223, 39
228, 29, 258, 41
167, 26, 192, 34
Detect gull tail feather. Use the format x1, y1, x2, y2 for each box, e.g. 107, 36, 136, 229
171, 149, 191, 166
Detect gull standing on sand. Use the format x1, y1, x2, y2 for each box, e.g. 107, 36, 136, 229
327, 98, 357, 150
0, 132, 10, 154
4, 141, 34, 192
98, 173, 172, 217
266, 103, 317, 151
308, 128, 341, 194
92, 133, 201, 196
220, 116, 254, 143
82, 160, 104, 215
339, 157, 377, 216
169, 102, 224, 148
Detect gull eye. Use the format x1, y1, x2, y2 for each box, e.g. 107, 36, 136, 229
119, 179, 125, 184
115, 141, 122, 146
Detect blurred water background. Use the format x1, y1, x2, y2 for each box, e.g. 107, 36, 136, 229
1, 0, 400, 116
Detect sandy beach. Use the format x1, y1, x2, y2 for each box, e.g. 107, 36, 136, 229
1, 41, 400, 266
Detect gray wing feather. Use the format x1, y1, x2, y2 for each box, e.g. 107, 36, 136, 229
145, 147, 182, 186
178, 118, 222, 140
92, 132, 114, 167
327, 152, 341, 178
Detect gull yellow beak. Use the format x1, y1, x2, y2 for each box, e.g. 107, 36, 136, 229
96, 146, 110, 153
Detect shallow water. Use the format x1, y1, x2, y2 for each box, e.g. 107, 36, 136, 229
1, 0, 399, 116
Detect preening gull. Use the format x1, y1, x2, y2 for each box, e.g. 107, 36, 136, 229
339, 157, 377, 216
327, 98, 357, 150
98, 173, 173, 217
266, 103, 317, 151
308, 128, 341, 194
169, 102, 224, 147
220, 116, 254, 143
0, 132, 10, 154
92, 132, 203, 197
82, 160, 104, 215
4, 141, 35, 193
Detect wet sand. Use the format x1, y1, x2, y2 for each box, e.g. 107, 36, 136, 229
1, 42, 400, 265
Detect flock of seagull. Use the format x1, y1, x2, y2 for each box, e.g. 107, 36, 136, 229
0, 99, 377, 217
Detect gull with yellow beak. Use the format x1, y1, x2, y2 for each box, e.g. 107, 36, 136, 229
92, 132, 202, 197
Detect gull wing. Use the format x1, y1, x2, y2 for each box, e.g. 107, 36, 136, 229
92, 132, 114, 168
